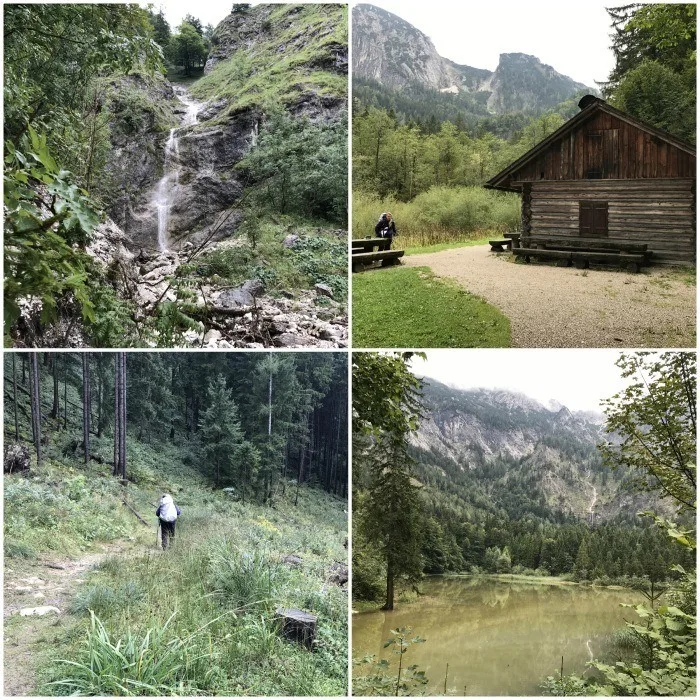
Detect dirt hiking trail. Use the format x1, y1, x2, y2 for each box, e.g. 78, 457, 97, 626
4, 542, 137, 696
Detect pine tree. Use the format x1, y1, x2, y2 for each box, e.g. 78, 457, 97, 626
200, 375, 244, 488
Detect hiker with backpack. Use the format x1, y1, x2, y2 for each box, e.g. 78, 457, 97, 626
375, 211, 396, 249
156, 493, 181, 550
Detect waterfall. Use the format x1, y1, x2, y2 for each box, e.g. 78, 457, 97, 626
154, 87, 201, 252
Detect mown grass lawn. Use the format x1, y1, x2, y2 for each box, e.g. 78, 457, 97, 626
352, 266, 511, 348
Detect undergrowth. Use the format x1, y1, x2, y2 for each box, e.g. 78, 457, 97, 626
184, 219, 347, 303
352, 187, 519, 249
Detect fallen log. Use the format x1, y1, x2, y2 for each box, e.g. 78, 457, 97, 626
121, 499, 149, 526
189, 304, 255, 320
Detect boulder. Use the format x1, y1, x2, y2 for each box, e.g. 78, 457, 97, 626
314, 283, 334, 299
327, 562, 348, 587
19, 606, 60, 617
283, 234, 300, 248
218, 280, 265, 308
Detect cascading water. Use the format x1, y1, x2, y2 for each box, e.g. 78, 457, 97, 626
154, 87, 201, 252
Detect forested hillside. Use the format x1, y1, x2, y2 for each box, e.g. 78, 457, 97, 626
4, 4, 348, 348
4, 352, 348, 696
354, 377, 690, 600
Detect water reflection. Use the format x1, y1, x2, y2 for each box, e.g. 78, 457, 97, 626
353, 577, 638, 696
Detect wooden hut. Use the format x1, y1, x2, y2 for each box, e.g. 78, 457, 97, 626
485, 96, 696, 266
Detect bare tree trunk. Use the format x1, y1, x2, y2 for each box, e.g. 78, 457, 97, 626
29, 352, 41, 466
383, 557, 395, 611
82, 354, 90, 466
63, 355, 68, 430
51, 355, 59, 419
294, 412, 310, 506
12, 354, 19, 440
113, 355, 120, 477
120, 352, 127, 479
267, 352, 273, 502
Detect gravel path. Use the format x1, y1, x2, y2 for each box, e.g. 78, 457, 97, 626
404, 245, 696, 348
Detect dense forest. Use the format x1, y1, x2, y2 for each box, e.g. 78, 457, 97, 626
4, 351, 348, 695
4, 4, 348, 348
5, 352, 347, 499
352, 352, 696, 696
352, 4, 696, 246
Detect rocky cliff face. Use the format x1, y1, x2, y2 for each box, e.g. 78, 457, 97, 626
102, 73, 258, 252
410, 380, 659, 521
352, 3, 452, 91
105, 4, 347, 253
353, 4, 592, 114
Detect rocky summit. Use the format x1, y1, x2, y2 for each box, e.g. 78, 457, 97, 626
353, 3, 592, 115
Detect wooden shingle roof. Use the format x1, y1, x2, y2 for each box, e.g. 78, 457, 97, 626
485, 97, 696, 192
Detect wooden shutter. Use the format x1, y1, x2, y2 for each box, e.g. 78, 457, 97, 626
579, 201, 608, 237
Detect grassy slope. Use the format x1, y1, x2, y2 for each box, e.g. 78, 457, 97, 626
4, 437, 348, 696
190, 4, 347, 114
183, 6, 349, 305
352, 266, 511, 348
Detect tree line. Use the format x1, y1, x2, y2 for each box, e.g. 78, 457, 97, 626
4, 352, 348, 503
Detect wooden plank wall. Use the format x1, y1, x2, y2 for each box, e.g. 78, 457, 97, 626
529, 179, 696, 265
513, 112, 696, 181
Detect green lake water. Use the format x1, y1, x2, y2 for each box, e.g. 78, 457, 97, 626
352, 576, 638, 696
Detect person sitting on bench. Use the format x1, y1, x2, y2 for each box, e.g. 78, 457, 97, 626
375, 212, 396, 249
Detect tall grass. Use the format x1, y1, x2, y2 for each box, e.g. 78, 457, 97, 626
45, 611, 221, 696
352, 186, 520, 249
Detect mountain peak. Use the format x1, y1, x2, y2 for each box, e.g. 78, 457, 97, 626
353, 5, 594, 114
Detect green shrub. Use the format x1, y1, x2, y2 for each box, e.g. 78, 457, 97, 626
352, 187, 519, 248
207, 539, 281, 612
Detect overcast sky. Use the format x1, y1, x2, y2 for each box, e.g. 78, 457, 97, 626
409, 350, 632, 413
139, 0, 233, 31
360, 0, 619, 87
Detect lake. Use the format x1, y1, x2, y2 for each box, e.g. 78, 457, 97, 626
352, 576, 639, 696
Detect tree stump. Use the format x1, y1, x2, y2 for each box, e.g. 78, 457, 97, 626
275, 607, 317, 648
4, 443, 30, 473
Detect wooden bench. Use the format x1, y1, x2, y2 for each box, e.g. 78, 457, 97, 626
489, 239, 512, 252
515, 236, 651, 272
352, 249, 404, 272
522, 236, 648, 254
515, 246, 648, 273
351, 237, 391, 253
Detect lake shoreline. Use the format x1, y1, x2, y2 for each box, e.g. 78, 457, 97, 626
353, 573, 634, 613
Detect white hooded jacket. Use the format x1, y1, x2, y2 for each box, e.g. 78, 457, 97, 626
158, 494, 178, 523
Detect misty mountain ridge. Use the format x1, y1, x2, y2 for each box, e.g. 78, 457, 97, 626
409, 380, 661, 524
353, 4, 594, 117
